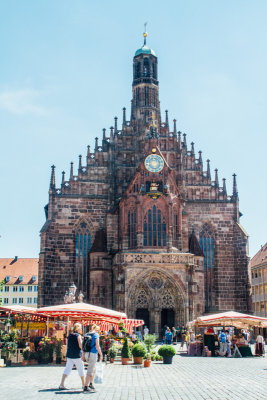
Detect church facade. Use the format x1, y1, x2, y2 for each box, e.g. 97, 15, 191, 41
38, 33, 251, 335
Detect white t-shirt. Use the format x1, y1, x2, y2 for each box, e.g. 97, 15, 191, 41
257, 335, 264, 344
144, 327, 149, 336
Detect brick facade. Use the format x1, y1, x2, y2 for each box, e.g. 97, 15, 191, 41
38, 35, 251, 335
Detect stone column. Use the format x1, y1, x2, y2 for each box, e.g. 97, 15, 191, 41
153, 309, 161, 337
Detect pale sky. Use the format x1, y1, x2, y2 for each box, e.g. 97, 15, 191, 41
0, 0, 266, 258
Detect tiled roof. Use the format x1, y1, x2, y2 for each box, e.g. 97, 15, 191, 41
0, 258, 39, 284
250, 243, 267, 268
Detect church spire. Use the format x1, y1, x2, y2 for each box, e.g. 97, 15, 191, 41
215, 168, 219, 188
232, 173, 238, 198
207, 159, 211, 179
69, 162, 73, 180
50, 165, 56, 189
61, 171, 65, 187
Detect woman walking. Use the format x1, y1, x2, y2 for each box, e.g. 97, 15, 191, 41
59, 323, 85, 390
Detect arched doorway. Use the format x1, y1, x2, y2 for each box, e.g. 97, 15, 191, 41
161, 309, 175, 329
136, 308, 150, 329
127, 269, 185, 336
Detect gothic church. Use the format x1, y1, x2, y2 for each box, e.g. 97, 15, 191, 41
38, 32, 251, 335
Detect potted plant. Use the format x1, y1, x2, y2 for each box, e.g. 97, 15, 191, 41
121, 338, 131, 365
158, 345, 176, 364
132, 342, 147, 364
29, 351, 38, 365
108, 345, 118, 363
144, 352, 151, 367
55, 340, 62, 364
22, 348, 30, 366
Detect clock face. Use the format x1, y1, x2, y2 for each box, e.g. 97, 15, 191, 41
144, 154, 164, 173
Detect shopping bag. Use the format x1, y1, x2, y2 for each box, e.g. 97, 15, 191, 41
94, 361, 104, 384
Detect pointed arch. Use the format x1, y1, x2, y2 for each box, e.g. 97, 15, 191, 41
143, 204, 166, 247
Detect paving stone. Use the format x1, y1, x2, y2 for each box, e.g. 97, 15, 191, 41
1, 350, 267, 399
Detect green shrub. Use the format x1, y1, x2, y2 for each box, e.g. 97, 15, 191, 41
144, 334, 157, 352
121, 338, 131, 359
132, 343, 147, 358
22, 348, 30, 360
158, 345, 176, 358
108, 345, 118, 358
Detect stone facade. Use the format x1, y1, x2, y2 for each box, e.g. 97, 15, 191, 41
38, 34, 251, 335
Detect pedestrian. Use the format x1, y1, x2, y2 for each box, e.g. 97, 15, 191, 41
180, 326, 186, 350
144, 326, 149, 336
218, 329, 227, 356
172, 327, 177, 344
255, 333, 265, 356
165, 327, 173, 344
225, 330, 232, 357
83, 324, 103, 392
59, 322, 85, 390
185, 331, 190, 348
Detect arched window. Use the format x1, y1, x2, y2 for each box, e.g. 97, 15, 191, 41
135, 62, 141, 78
152, 62, 157, 79
199, 223, 215, 270
75, 221, 91, 296
143, 59, 150, 77
143, 205, 166, 247
128, 210, 137, 248
199, 223, 215, 311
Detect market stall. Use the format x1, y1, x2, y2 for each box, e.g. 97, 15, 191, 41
188, 311, 267, 357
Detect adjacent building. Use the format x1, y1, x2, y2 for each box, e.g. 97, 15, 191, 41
250, 243, 267, 316
38, 31, 250, 335
0, 258, 39, 308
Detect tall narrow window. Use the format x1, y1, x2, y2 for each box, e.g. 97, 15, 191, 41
143, 205, 166, 247
128, 210, 137, 248
143, 59, 150, 77
199, 223, 215, 311
75, 221, 92, 296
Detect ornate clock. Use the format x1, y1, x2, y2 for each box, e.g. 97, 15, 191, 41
144, 154, 164, 173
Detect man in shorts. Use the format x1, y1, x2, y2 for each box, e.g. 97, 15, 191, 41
82, 325, 103, 392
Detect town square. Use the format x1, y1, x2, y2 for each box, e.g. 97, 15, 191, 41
1, 1, 267, 399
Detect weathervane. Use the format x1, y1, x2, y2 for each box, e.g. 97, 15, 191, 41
143, 22, 148, 45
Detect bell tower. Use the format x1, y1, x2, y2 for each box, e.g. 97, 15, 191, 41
131, 27, 161, 127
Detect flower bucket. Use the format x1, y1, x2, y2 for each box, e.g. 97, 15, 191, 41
163, 356, 173, 364
133, 357, 143, 365
144, 359, 151, 368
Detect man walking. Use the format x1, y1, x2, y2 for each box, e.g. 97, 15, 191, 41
218, 329, 227, 356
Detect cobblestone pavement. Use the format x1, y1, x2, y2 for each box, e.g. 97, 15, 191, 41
1, 349, 267, 399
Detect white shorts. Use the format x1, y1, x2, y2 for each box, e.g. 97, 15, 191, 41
63, 357, 85, 377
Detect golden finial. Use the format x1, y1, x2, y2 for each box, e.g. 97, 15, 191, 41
143, 22, 148, 45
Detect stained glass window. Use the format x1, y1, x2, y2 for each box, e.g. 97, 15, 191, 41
143, 206, 166, 247
128, 210, 137, 248
199, 223, 215, 311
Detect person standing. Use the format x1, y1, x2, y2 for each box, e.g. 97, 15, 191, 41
83, 325, 103, 392
218, 329, 227, 356
165, 327, 173, 344
255, 333, 264, 356
59, 323, 85, 390
172, 327, 177, 344
144, 326, 149, 336
225, 330, 232, 357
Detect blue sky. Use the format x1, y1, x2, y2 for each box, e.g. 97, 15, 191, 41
0, 0, 266, 258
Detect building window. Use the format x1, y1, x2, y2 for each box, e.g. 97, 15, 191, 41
256, 286, 259, 295
4, 286, 9, 292
19, 286, 24, 292
34, 286, 38, 292
260, 285, 264, 294
19, 298, 24, 304
143, 205, 166, 247
28, 286, 32, 292
27, 297, 32, 304
252, 287, 255, 295
4, 298, 8, 304
143, 58, 150, 77
34, 297, 38, 304
12, 298, 17, 304
199, 223, 215, 311
128, 210, 137, 248
13, 286, 18, 292
75, 233, 91, 258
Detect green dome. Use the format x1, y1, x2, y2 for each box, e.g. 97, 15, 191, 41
135, 44, 156, 57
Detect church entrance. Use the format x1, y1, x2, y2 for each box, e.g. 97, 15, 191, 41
136, 308, 150, 330
161, 308, 175, 330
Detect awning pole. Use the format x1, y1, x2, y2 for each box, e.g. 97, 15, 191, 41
67, 317, 70, 337
46, 317, 49, 336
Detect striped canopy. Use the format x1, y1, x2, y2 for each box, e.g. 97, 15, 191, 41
192, 311, 267, 328
37, 302, 126, 323
0, 305, 38, 314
